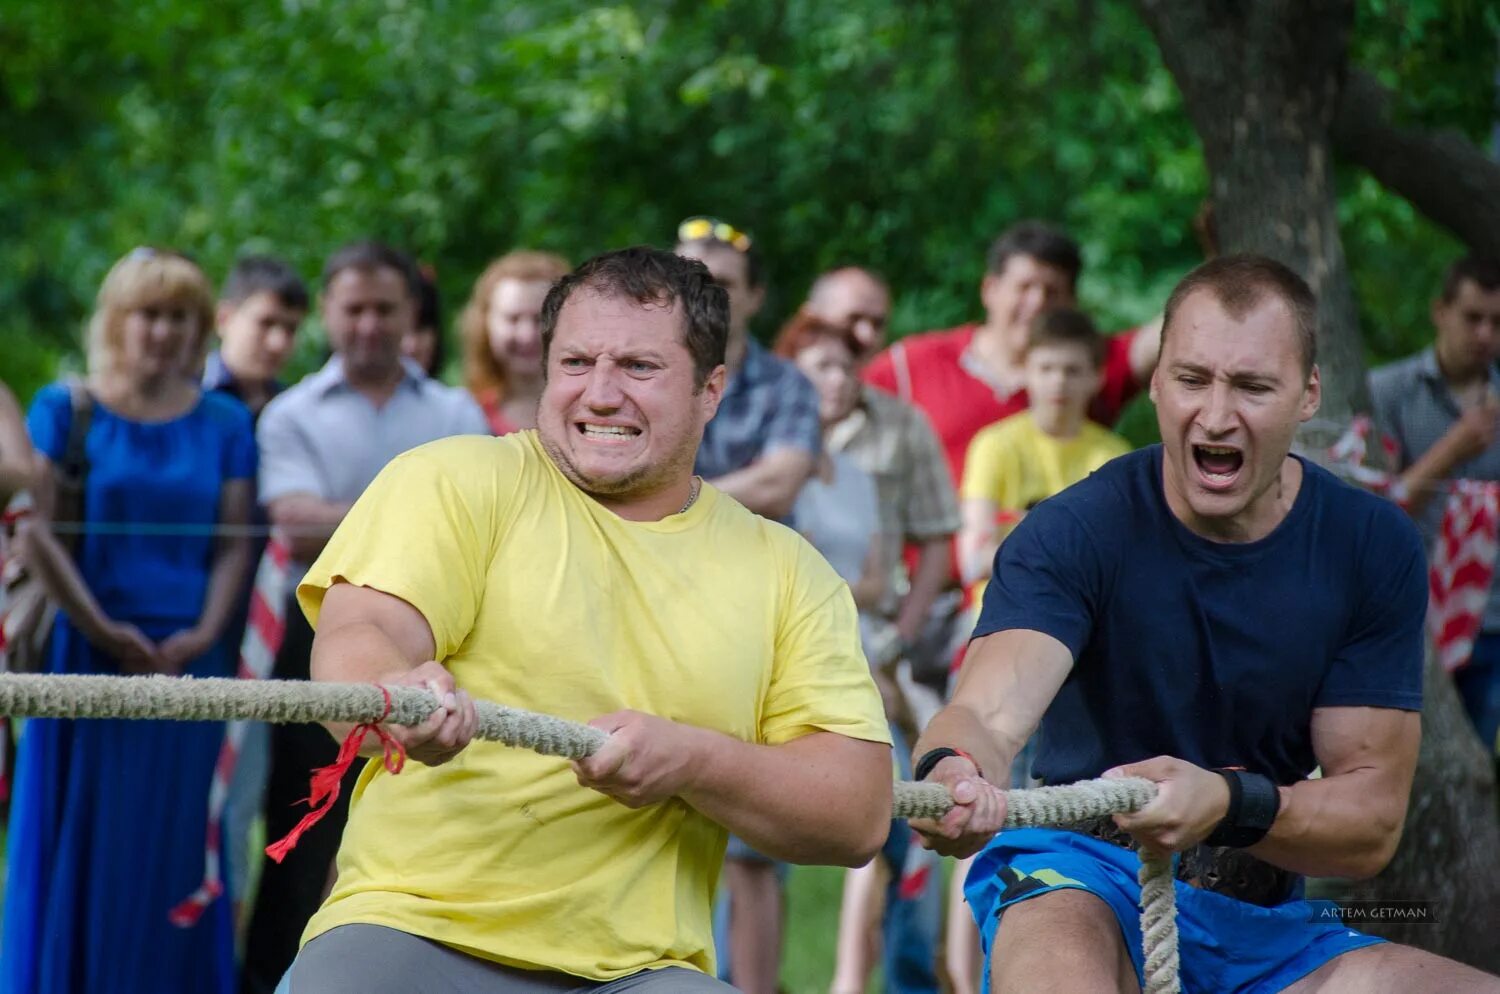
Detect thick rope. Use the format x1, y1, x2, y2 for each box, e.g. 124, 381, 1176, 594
0, 673, 1179, 993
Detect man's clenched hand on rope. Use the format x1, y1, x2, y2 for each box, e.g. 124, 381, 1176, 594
906, 752, 1008, 858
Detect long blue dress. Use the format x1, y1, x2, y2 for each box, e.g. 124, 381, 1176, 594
2, 384, 255, 994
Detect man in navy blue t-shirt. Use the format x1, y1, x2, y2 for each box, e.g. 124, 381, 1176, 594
911, 256, 1497, 993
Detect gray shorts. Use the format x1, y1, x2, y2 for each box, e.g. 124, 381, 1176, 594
282, 924, 734, 994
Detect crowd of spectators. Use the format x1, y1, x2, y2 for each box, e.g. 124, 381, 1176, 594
0, 218, 1497, 994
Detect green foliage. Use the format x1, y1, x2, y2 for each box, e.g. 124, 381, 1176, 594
0, 0, 1493, 409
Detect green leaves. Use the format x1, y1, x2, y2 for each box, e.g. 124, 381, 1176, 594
0, 0, 1492, 404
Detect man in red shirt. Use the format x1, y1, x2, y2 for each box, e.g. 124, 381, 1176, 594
864, 221, 1160, 483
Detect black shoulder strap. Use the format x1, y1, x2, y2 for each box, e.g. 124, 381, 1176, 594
58, 376, 94, 485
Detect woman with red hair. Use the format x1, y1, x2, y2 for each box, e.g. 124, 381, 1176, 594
459, 250, 570, 434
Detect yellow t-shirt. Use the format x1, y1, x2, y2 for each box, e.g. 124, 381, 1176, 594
297, 431, 889, 980
961, 411, 1131, 511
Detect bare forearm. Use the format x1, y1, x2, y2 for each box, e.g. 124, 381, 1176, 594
913, 702, 1017, 787
21, 526, 113, 642
895, 538, 952, 643
711, 468, 791, 517
955, 532, 996, 590
0, 459, 30, 506
193, 538, 252, 645
1397, 442, 1461, 517
270, 495, 351, 561
1252, 771, 1408, 878
681, 729, 890, 866
310, 619, 426, 752
710, 451, 813, 519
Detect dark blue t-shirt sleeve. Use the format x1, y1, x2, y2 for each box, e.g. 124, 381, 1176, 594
1315, 502, 1426, 711
972, 499, 1102, 658
26, 383, 73, 464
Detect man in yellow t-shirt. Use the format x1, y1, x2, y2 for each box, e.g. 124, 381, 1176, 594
281, 247, 892, 993
957, 308, 1132, 595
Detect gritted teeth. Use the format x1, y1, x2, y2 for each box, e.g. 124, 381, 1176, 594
579, 423, 641, 438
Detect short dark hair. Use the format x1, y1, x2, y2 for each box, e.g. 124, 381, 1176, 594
321, 241, 422, 300
986, 221, 1082, 287
1440, 255, 1500, 303
1026, 307, 1104, 367
221, 255, 309, 311
540, 246, 729, 388
414, 267, 446, 375
1161, 254, 1318, 374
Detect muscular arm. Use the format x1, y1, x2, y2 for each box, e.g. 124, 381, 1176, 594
0, 384, 31, 504
709, 447, 815, 519
268, 494, 352, 562
1251, 706, 1419, 879
915, 628, 1073, 787
894, 535, 951, 644
308, 581, 475, 764
675, 728, 890, 866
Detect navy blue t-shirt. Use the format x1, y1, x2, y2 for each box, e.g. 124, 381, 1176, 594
974, 445, 1426, 787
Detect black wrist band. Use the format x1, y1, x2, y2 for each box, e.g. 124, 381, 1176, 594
915, 747, 981, 782
1205, 769, 1281, 848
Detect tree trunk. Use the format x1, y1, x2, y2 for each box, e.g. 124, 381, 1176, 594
1337, 648, 1500, 968
1332, 70, 1500, 262
1136, 0, 1500, 968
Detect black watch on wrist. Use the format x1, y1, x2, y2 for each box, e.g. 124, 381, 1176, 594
1204, 769, 1281, 848
914, 747, 981, 782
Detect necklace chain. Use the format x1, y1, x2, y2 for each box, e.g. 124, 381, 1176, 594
677, 478, 701, 515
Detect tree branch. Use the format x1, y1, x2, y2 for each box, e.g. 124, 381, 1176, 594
1332, 68, 1500, 260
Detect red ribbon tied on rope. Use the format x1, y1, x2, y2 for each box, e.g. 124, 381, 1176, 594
264, 685, 407, 863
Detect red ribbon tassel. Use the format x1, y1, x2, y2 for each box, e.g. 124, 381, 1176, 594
264, 685, 407, 863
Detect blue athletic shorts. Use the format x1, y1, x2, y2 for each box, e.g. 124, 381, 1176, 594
965, 828, 1384, 994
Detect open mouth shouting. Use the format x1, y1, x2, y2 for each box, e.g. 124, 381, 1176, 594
1192, 443, 1244, 491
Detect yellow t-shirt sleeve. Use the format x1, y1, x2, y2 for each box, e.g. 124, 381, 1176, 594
297, 439, 503, 660
960, 424, 1003, 502
960, 422, 1025, 507
760, 538, 892, 747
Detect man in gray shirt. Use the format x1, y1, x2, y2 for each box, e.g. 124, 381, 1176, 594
243, 241, 487, 994
1368, 255, 1500, 752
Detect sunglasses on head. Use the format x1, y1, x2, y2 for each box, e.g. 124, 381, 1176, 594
677, 216, 753, 253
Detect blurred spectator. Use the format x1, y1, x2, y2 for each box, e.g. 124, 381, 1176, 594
678, 216, 820, 521
957, 309, 1130, 595
776, 314, 887, 638
1369, 256, 1500, 748
863, 221, 1158, 485
2, 247, 254, 994
803, 270, 958, 699
806, 265, 892, 362
775, 312, 944, 994
204, 253, 308, 927
242, 241, 488, 994
461, 250, 572, 433
205, 255, 308, 417
0, 381, 30, 505
676, 216, 818, 994
402, 265, 447, 377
